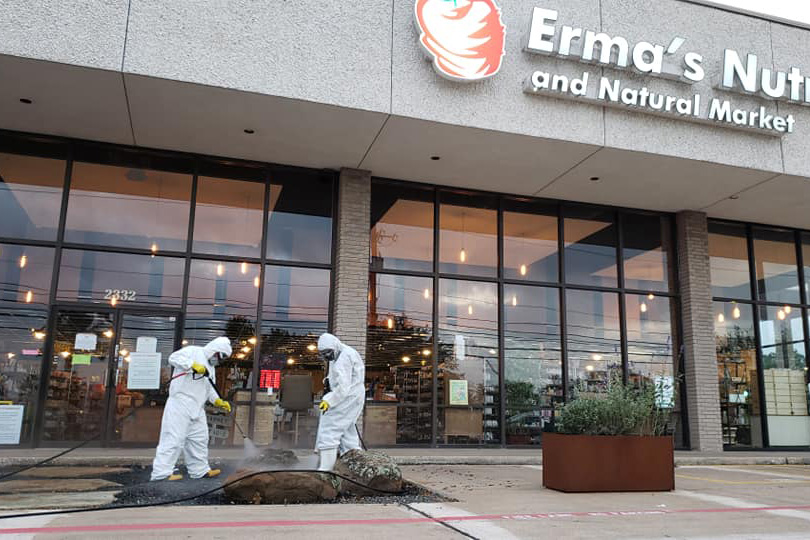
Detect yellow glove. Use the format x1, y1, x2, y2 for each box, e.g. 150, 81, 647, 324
319, 400, 330, 413
214, 398, 231, 413
191, 363, 207, 375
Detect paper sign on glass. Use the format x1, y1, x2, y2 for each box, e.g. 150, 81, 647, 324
449, 379, 469, 406
136, 337, 158, 353
127, 352, 161, 390
654, 375, 675, 408
0, 405, 24, 444
74, 333, 97, 351
72, 354, 92, 366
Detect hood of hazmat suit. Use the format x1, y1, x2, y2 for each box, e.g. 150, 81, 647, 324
315, 333, 366, 454
151, 336, 233, 481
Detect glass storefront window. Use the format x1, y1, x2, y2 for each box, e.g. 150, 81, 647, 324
503, 284, 561, 445
503, 199, 558, 283
622, 213, 674, 292
439, 192, 497, 278
438, 279, 499, 443
57, 250, 184, 306
714, 301, 762, 448
260, 265, 330, 448
752, 228, 801, 305
64, 162, 192, 252
267, 171, 333, 264
185, 259, 260, 427
626, 294, 676, 384
758, 305, 809, 446
0, 244, 54, 444
564, 207, 617, 288
0, 152, 65, 241
367, 274, 433, 444
193, 176, 265, 258
709, 222, 752, 299
565, 289, 621, 396
370, 183, 434, 274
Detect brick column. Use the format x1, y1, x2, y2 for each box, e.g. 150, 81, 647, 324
332, 168, 371, 354
677, 211, 723, 452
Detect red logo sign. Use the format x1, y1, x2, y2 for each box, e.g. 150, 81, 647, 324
259, 369, 281, 389
415, 0, 506, 82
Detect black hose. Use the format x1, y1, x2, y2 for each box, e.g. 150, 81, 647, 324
0, 468, 405, 521
0, 406, 141, 482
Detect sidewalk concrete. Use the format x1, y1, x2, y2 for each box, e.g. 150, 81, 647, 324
2, 447, 809, 467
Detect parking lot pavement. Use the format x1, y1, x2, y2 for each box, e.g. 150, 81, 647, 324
2, 464, 810, 538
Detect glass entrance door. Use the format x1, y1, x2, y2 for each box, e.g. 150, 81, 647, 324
42, 308, 179, 445
43, 309, 116, 442
108, 312, 179, 444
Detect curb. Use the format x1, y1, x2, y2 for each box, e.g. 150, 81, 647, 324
3, 455, 810, 467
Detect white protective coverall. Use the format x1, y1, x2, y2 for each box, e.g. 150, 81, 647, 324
315, 333, 366, 455
150, 337, 232, 480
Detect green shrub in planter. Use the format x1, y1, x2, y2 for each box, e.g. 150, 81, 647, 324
556, 377, 673, 437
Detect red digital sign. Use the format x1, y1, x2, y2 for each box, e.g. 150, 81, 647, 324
259, 369, 281, 389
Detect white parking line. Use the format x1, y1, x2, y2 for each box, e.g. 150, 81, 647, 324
407, 502, 523, 539
676, 490, 810, 524
679, 466, 810, 481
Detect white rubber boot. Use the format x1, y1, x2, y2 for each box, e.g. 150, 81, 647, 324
318, 448, 338, 472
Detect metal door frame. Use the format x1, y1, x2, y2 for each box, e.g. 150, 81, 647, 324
36, 302, 181, 447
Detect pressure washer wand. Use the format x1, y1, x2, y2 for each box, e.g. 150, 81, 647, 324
201, 370, 250, 440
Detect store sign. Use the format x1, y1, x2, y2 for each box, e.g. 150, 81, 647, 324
522, 7, 798, 136
127, 352, 161, 390
413, 2, 801, 136
0, 404, 24, 444
414, 0, 506, 82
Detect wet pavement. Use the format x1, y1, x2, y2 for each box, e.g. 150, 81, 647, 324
1, 463, 810, 538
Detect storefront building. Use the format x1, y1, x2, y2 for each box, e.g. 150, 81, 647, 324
0, 0, 808, 451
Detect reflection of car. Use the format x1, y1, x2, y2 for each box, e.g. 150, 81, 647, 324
506, 410, 546, 444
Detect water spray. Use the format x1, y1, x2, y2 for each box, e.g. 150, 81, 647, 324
200, 372, 260, 460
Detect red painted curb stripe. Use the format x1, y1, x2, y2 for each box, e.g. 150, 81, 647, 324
3, 504, 810, 535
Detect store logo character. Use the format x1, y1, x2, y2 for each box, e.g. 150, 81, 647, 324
414, 0, 506, 82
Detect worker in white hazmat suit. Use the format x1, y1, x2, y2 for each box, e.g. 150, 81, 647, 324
150, 336, 233, 481
315, 333, 365, 471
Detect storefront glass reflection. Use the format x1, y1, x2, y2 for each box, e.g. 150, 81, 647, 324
0, 244, 54, 444
266, 171, 333, 264
260, 265, 330, 448
366, 274, 433, 444
715, 301, 762, 448
0, 152, 65, 242
565, 289, 622, 396
564, 207, 618, 288
64, 162, 192, 252
193, 176, 265, 258
439, 192, 497, 278
622, 213, 674, 293
57, 250, 185, 306
752, 227, 801, 305
438, 279, 499, 444
502, 200, 558, 283
709, 222, 752, 299
758, 305, 809, 446
503, 284, 561, 445
370, 183, 434, 273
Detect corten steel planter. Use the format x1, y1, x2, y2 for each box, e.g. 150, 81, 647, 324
542, 433, 674, 492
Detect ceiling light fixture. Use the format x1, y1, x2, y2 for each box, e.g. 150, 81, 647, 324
19, 98, 32, 104
430, 156, 441, 161
244, 129, 255, 134
589, 176, 600, 182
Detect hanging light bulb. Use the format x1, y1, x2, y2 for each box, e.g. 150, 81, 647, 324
647, 293, 655, 300
182, 340, 189, 346
19, 255, 27, 269
387, 318, 394, 329
103, 329, 114, 338
402, 356, 410, 363
512, 295, 517, 307
717, 313, 724, 323
467, 304, 473, 315
459, 248, 467, 263
248, 337, 257, 345
241, 346, 251, 353
33, 330, 46, 340
216, 264, 224, 277
784, 305, 792, 315
307, 344, 317, 352
110, 297, 118, 307
520, 264, 527, 276
60, 351, 70, 358
151, 243, 158, 254
592, 353, 602, 361
777, 309, 786, 321
120, 349, 129, 357
25, 290, 33, 303
732, 305, 741, 319
287, 357, 295, 365
422, 349, 431, 356
640, 303, 648, 313
241, 262, 248, 274
424, 288, 430, 300
254, 276, 260, 288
